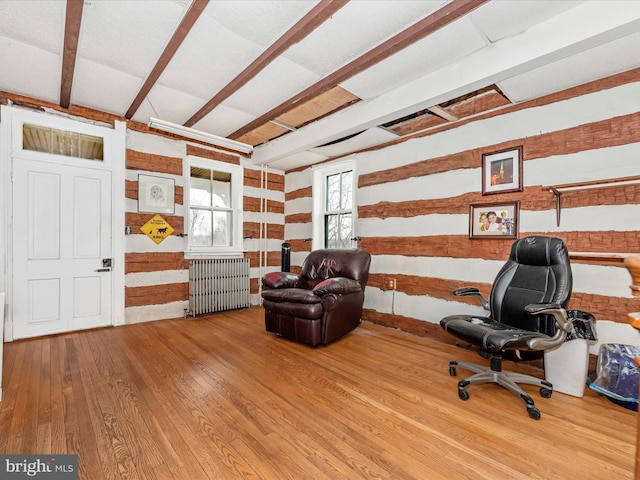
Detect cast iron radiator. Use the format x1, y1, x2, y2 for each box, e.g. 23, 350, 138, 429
188, 258, 250, 315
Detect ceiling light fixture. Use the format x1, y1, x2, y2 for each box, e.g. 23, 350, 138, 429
148, 117, 253, 154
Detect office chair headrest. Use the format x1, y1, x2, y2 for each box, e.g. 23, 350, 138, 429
511, 236, 569, 267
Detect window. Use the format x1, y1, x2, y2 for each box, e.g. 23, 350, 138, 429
324, 170, 353, 248
188, 157, 243, 255
22, 123, 104, 160
313, 160, 356, 250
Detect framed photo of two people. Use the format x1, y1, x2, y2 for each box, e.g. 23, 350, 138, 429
469, 201, 519, 239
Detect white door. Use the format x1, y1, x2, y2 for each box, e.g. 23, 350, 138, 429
12, 158, 112, 339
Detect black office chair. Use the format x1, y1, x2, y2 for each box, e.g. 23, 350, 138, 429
440, 236, 574, 419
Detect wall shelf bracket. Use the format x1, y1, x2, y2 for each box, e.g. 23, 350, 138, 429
549, 186, 563, 227
544, 175, 640, 227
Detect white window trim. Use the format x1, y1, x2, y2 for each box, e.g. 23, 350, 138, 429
185, 156, 244, 258
312, 158, 356, 251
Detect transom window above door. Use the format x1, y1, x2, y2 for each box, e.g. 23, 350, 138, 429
22, 123, 104, 160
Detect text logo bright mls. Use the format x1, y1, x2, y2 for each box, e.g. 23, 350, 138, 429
1, 455, 78, 479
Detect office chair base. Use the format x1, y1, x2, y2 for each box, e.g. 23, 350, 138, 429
449, 360, 553, 420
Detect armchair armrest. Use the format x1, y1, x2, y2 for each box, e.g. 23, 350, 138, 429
453, 287, 489, 311
525, 303, 571, 349
313, 277, 362, 296
262, 271, 301, 289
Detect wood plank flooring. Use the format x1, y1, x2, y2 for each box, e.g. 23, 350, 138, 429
0, 307, 635, 479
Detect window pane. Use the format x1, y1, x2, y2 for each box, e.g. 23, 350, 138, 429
23, 124, 51, 153
341, 171, 353, 210
190, 209, 212, 246
78, 133, 104, 160
325, 214, 338, 248
212, 171, 231, 208
340, 213, 352, 247
325, 213, 352, 248
326, 173, 341, 211
52, 129, 77, 157
213, 211, 232, 246
190, 167, 211, 207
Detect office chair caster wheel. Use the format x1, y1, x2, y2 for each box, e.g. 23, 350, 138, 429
458, 388, 469, 401
540, 387, 552, 398
527, 406, 541, 420
449, 365, 457, 376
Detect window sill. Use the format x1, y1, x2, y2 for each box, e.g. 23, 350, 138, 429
185, 249, 245, 259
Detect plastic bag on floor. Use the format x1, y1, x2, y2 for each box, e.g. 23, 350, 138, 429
588, 343, 640, 404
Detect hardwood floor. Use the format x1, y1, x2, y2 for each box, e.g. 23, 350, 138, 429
0, 307, 635, 479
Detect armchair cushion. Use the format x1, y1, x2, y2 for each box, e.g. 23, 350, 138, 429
312, 277, 362, 296
262, 288, 322, 304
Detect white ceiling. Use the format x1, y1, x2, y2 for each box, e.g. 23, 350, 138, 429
1, 0, 639, 171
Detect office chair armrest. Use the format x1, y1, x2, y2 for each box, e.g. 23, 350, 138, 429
452, 287, 489, 311
525, 303, 572, 349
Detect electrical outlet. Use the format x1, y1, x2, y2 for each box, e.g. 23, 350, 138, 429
385, 278, 396, 290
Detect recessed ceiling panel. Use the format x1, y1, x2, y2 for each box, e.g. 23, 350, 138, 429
283, 0, 443, 77
157, 10, 265, 100
78, 0, 188, 78
0, 36, 60, 103
158, 0, 321, 104
498, 31, 640, 103
72, 59, 143, 116
341, 16, 487, 100
206, 0, 321, 47
0, 0, 64, 52
133, 83, 210, 126
191, 104, 258, 138
469, 0, 584, 43
269, 150, 329, 172
221, 56, 320, 116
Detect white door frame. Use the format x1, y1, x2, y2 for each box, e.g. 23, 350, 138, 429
0, 106, 126, 341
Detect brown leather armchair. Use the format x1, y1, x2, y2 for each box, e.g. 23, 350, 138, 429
261, 248, 371, 346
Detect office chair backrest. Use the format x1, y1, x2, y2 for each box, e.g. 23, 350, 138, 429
489, 236, 572, 336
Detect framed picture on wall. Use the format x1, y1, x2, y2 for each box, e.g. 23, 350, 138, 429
482, 146, 523, 195
138, 174, 175, 214
469, 201, 519, 239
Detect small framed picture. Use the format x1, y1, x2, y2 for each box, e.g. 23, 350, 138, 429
138, 174, 175, 214
469, 201, 519, 239
482, 146, 523, 195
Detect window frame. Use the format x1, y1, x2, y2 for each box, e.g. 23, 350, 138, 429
312, 159, 356, 250
186, 156, 244, 257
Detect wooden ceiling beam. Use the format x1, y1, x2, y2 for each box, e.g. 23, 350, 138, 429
60, 0, 84, 109
427, 105, 459, 122
229, 0, 490, 140
125, 0, 210, 119
184, 0, 349, 128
